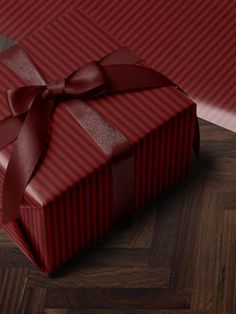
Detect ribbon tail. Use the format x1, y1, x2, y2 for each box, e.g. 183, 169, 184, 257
0, 116, 23, 151
102, 64, 177, 91
100, 47, 142, 66
2, 93, 54, 224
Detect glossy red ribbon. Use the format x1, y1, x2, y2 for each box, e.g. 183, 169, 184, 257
0, 46, 199, 224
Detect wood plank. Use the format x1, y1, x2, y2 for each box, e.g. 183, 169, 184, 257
169, 175, 205, 288
215, 210, 236, 314
44, 247, 150, 269
149, 193, 184, 268
19, 288, 47, 314
128, 204, 157, 248
0, 267, 29, 314
191, 187, 223, 311
27, 267, 170, 288
0, 247, 31, 267
44, 288, 192, 309
0, 230, 17, 248
45, 310, 210, 314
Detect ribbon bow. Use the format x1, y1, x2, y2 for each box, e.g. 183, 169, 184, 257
0, 47, 199, 224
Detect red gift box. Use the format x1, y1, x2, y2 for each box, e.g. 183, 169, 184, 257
0, 8, 199, 274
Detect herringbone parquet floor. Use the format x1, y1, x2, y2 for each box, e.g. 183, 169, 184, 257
0, 37, 236, 314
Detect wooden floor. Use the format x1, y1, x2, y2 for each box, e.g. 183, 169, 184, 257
0, 117, 235, 313
0, 35, 236, 314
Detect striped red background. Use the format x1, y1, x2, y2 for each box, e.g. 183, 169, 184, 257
1, 0, 234, 132
0, 0, 78, 41
78, 0, 235, 132
0, 8, 197, 272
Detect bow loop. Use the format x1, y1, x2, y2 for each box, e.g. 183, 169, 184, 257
7, 85, 45, 117
65, 61, 108, 96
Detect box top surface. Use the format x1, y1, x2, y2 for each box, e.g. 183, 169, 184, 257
0, 8, 196, 208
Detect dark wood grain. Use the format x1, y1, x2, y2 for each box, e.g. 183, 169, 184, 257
0, 37, 235, 314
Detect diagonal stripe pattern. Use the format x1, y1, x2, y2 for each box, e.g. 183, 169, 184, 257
79, 0, 236, 132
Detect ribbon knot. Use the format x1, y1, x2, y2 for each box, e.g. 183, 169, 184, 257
6, 60, 109, 117
65, 61, 108, 96
45, 78, 65, 99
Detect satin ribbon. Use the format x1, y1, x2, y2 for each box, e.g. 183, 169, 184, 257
0, 46, 199, 224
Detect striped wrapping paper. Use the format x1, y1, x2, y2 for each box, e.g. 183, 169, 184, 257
0, 0, 79, 41
0, 0, 234, 132
78, 0, 236, 132
0, 8, 197, 273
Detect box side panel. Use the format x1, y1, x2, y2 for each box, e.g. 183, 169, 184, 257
1, 169, 49, 271
18, 206, 49, 271
134, 105, 195, 209
2, 209, 49, 272
37, 104, 196, 273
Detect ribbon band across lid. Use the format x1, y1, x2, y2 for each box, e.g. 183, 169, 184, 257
0, 45, 199, 224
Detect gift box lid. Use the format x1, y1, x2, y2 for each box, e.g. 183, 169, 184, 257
0, 8, 196, 210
